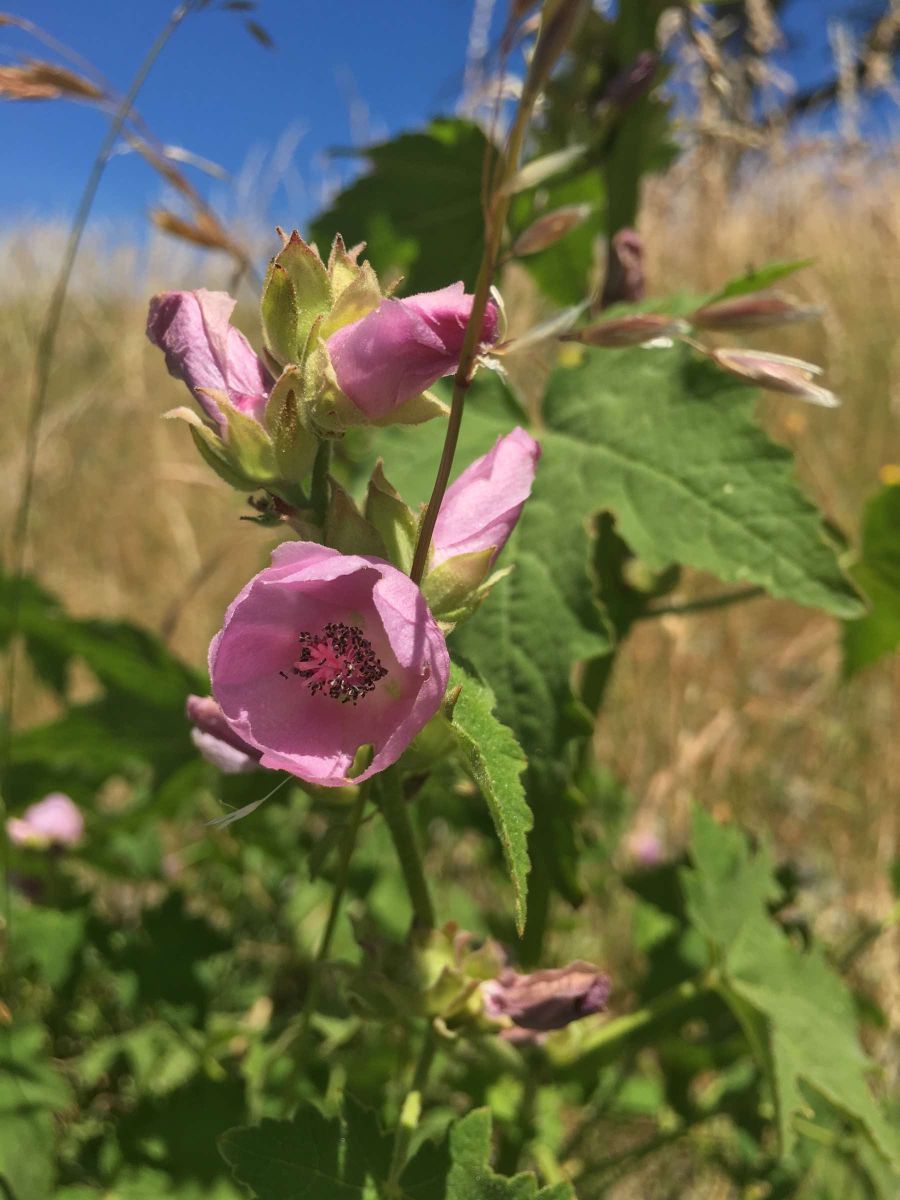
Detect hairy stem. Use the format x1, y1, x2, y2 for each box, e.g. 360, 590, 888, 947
409, 2, 578, 584
376, 768, 435, 933
292, 784, 369, 1065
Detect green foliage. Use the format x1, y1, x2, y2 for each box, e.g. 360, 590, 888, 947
843, 482, 900, 674
708, 258, 815, 303
682, 808, 900, 1174
449, 664, 531, 936
310, 119, 492, 295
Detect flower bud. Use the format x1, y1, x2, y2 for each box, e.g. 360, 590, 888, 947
710, 348, 839, 407
325, 283, 499, 420
482, 961, 610, 1034
511, 204, 592, 258
431, 428, 541, 567
186, 695, 262, 774
598, 228, 645, 309
690, 291, 823, 332
7, 793, 84, 849
565, 312, 688, 349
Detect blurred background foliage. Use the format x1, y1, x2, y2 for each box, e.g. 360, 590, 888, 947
1, 1, 900, 1197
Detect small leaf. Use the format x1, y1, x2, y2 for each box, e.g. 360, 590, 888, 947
709, 258, 814, 303
449, 664, 531, 936
843, 482, 900, 675
501, 144, 587, 195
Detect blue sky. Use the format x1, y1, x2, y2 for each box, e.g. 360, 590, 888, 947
1, 0, 898, 238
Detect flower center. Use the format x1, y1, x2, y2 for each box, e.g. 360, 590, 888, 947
281, 622, 387, 704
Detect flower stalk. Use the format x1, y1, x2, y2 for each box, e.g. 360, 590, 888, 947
375, 767, 435, 932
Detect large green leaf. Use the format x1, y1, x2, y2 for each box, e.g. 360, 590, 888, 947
540, 346, 862, 617
449, 664, 531, 936
310, 119, 492, 296
682, 808, 900, 1173
0, 1024, 72, 1200
430, 1108, 574, 1200
843, 482, 900, 674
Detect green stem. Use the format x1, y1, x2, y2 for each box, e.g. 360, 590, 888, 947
376, 768, 435, 932
409, 1, 575, 585
385, 1021, 439, 1196
639, 586, 765, 620
292, 785, 369, 1065
309, 438, 333, 525
554, 971, 717, 1072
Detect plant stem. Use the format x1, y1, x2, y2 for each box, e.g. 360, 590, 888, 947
292, 784, 369, 1065
409, 2, 577, 584
376, 768, 435, 933
309, 438, 333, 524
385, 1021, 439, 1196
553, 971, 717, 1072
639, 586, 765, 620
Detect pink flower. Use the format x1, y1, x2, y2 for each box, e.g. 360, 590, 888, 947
432, 428, 541, 567
7, 793, 84, 849
186, 694, 262, 774
482, 961, 611, 1035
209, 543, 450, 787
146, 289, 272, 430
326, 283, 499, 418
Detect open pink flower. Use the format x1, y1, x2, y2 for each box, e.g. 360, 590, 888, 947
146, 289, 272, 430
432, 427, 540, 567
209, 543, 450, 787
7, 793, 84, 849
326, 283, 499, 418
186, 694, 262, 774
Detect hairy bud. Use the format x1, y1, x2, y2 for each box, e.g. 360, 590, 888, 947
564, 312, 688, 349
691, 291, 823, 332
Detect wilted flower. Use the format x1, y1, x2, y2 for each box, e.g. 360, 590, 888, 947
209, 542, 450, 787
7, 793, 84, 849
326, 283, 499, 419
690, 290, 822, 332
565, 312, 688, 349
482, 961, 611, 1037
186, 694, 262, 774
710, 348, 839, 407
146, 289, 272, 431
432, 428, 541, 567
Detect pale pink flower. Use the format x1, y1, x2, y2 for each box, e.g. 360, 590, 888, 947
186, 694, 262, 774
146, 289, 272, 430
432, 428, 541, 567
326, 283, 499, 418
7, 793, 84, 849
209, 543, 450, 787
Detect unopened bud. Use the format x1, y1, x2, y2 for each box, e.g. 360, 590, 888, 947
711, 348, 839, 408
691, 291, 823, 332
598, 228, 645, 309
511, 203, 592, 257
564, 312, 688, 349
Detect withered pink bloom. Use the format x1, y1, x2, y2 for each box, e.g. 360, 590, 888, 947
186, 694, 262, 774
432, 428, 540, 567
600, 227, 645, 309
146, 289, 272, 430
711, 348, 839, 408
209, 543, 450, 787
7, 793, 84, 849
326, 283, 499, 418
482, 961, 611, 1034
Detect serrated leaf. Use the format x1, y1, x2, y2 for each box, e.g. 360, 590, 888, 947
310, 119, 494, 295
682, 808, 900, 1171
449, 664, 531, 935
843, 483, 900, 675
540, 345, 862, 617
439, 1108, 575, 1199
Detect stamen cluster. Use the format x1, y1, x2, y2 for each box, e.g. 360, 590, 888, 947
288, 622, 387, 704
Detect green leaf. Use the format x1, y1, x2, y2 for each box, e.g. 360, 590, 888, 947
682, 808, 900, 1172
709, 258, 814, 303
310, 119, 493, 295
843, 483, 900, 674
428, 1108, 575, 1200
0, 1024, 72, 1200
219, 1101, 387, 1199
540, 345, 862, 617
449, 664, 532, 936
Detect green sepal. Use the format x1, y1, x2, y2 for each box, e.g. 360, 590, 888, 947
365, 462, 419, 572
324, 478, 387, 558
320, 259, 382, 339
164, 404, 260, 491
261, 231, 332, 365
264, 366, 319, 484
422, 548, 495, 618
260, 261, 300, 364
207, 388, 279, 483
326, 232, 365, 297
